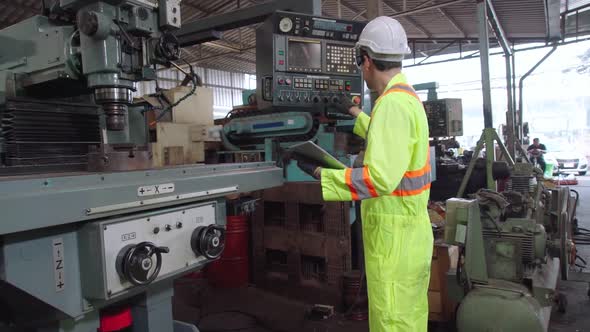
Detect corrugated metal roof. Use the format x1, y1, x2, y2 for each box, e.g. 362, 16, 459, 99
1, 0, 586, 74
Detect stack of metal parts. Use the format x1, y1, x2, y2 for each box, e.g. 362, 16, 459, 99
1, 98, 100, 171
251, 182, 352, 306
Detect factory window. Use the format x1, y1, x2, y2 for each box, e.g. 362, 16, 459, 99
301, 255, 327, 283
264, 201, 286, 227
299, 203, 324, 233
134, 67, 256, 119
265, 249, 288, 278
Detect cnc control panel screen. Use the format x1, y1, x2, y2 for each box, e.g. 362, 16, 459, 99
288, 40, 321, 71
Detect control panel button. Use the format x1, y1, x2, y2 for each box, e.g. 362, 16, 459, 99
165, 224, 172, 232
153, 227, 160, 234
285, 79, 292, 85
176, 222, 183, 229
278, 60, 284, 65
278, 78, 285, 85
352, 96, 361, 105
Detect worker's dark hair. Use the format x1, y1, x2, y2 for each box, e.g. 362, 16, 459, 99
533, 137, 540, 141
361, 49, 402, 71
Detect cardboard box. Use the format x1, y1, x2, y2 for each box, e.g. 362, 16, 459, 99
151, 122, 205, 167
164, 86, 214, 125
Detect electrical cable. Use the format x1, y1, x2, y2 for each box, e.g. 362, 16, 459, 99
149, 59, 197, 126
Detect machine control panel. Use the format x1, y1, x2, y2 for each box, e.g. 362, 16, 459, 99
257, 11, 365, 111
79, 202, 221, 300
424, 99, 463, 137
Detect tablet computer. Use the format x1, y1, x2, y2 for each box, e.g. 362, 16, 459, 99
288, 141, 347, 170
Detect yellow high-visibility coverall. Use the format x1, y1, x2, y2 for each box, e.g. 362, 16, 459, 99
321, 73, 433, 332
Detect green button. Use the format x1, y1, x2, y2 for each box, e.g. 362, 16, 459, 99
278, 50, 284, 55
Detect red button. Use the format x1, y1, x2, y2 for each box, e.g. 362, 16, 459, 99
346, 25, 352, 32
278, 60, 284, 65
278, 79, 285, 85
345, 86, 351, 91
352, 96, 361, 105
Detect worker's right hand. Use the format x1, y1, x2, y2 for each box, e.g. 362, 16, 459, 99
329, 97, 357, 116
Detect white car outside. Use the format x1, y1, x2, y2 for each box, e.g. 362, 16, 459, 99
545, 150, 588, 176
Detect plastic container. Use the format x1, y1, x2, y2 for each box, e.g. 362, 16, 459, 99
207, 215, 249, 288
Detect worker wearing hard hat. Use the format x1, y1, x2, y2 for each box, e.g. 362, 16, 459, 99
297, 17, 433, 332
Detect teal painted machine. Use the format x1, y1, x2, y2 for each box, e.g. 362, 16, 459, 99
220, 11, 366, 181
444, 163, 574, 331
0, 1, 284, 331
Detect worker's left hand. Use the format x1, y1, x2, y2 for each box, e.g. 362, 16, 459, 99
296, 160, 322, 180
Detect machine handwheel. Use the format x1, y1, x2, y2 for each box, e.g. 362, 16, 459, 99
191, 225, 225, 259
116, 242, 170, 286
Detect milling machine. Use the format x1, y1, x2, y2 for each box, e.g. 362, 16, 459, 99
445, 162, 575, 331
220, 11, 366, 181
0, 1, 283, 331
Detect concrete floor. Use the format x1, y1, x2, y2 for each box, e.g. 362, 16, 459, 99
174, 177, 590, 332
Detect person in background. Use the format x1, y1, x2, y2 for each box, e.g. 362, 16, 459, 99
295, 16, 433, 332
527, 137, 547, 172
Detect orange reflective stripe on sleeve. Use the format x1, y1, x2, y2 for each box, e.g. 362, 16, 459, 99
392, 183, 431, 197
345, 168, 359, 201
363, 166, 379, 198
404, 148, 431, 178
391, 147, 432, 197
348, 167, 378, 200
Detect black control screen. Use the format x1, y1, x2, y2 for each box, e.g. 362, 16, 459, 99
288, 40, 321, 70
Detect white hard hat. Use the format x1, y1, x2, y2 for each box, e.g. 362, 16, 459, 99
356, 16, 411, 62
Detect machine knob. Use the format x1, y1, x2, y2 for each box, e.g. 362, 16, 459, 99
323, 97, 329, 104
165, 224, 172, 232
287, 96, 293, 102
116, 242, 169, 286
312, 96, 321, 103
331, 96, 340, 104
191, 225, 225, 260
296, 97, 302, 102
278, 96, 285, 102
302, 26, 311, 35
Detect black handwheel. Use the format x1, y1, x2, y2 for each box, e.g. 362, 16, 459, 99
116, 242, 170, 286
191, 225, 225, 259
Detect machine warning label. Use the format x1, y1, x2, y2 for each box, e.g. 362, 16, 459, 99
137, 183, 175, 197
52, 238, 65, 292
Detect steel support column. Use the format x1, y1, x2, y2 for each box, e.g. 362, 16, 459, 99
485, 0, 515, 158
477, 0, 495, 190
367, 0, 384, 19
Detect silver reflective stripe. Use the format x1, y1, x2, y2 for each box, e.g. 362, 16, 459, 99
351, 167, 373, 200
395, 172, 431, 192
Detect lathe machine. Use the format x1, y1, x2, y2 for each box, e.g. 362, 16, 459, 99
0, 1, 282, 331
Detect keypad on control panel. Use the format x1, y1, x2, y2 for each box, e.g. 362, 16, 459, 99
327, 44, 357, 74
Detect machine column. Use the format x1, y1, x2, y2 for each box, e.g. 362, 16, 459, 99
132, 282, 176, 332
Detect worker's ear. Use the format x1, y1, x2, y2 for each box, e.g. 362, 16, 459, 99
363, 55, 372, 70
